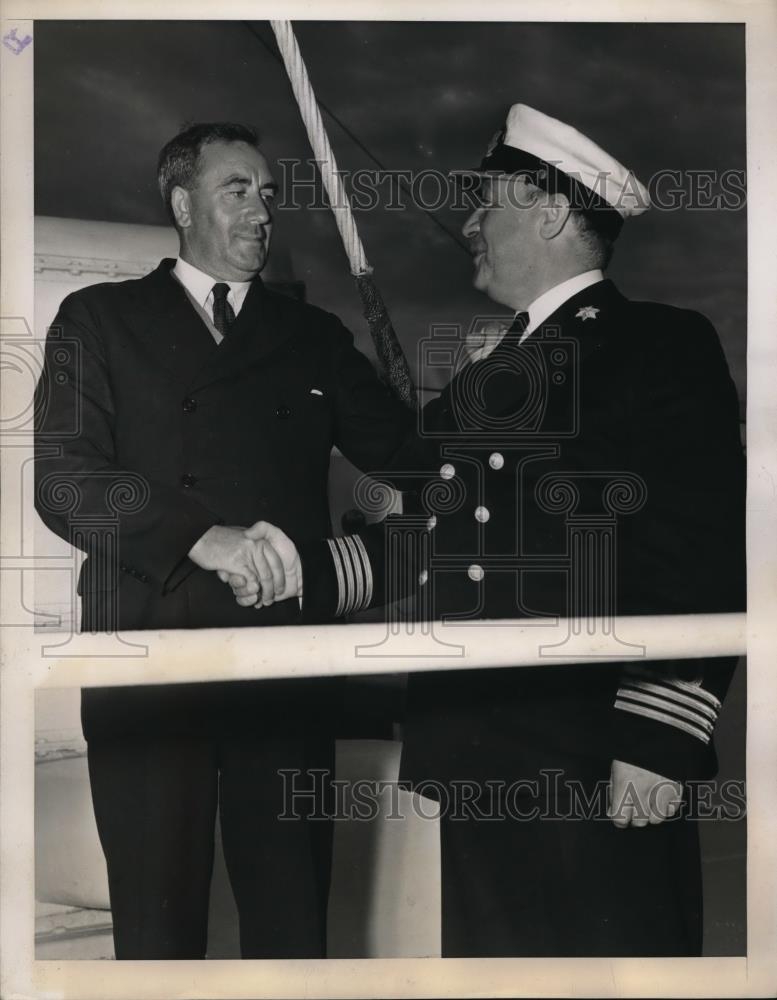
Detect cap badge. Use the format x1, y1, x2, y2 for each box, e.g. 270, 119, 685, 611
576, 306, 600, 321
485, 127, 505, 157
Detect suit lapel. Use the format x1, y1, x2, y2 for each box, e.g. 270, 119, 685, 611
190, 278, 294, 390
537, 278, 625, 360
452, 279, 626, 423
128, 260, 296, 391
129, 259, 220, 387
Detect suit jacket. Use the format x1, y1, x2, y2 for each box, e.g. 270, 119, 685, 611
34, 258, 413, 737
301, 279, 746, 784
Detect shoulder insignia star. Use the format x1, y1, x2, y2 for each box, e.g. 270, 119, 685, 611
576, 305, 600, 321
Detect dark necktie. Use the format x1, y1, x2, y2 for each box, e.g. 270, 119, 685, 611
478, 310, 530, 366
507, 310, 530, 337
211, 283, 235, 338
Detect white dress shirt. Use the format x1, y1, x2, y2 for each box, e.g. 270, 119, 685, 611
519, 269, 604, 342
173, 257, 253, 342
469, 270, 606, 363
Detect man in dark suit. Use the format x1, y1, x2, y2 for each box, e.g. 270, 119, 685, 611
34, 122, 412, 959
242, 104, 746, 956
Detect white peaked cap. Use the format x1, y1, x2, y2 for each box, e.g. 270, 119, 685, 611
457, 103, 651, 220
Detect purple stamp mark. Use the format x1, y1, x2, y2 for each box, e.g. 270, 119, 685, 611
3, 28, 32, 55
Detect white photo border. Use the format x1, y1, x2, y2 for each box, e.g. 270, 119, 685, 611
2, 1, 776, 997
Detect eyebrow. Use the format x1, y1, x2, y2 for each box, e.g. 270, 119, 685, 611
219, 174, 250, 187
219, 174, 278, 192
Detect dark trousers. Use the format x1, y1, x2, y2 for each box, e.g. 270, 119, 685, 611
84, 684, 336, 960
439, 797, 702, 957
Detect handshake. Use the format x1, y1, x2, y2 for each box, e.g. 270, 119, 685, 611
188, 521, 301, 609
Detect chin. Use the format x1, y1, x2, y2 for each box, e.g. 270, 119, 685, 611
234, 251, 266, 277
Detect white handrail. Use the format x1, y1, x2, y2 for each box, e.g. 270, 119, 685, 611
33, 612, 747, 688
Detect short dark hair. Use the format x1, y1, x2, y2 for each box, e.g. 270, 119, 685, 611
157, 122, 261, 224
569, 207, 617, 270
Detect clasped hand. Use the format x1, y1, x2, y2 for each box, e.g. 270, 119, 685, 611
188, 522, 301, 608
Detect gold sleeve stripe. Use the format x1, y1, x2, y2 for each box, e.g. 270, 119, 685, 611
616, 687, 714, 734
327, 538, 347, 618
614, 698, 711, 744
619, 679, 719, 722
621, 664, 721, 710
352, 535, 373, 610
334, 536, 357, 616
341, 535, 364, 613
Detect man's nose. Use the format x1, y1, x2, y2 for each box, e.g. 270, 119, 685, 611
461, 206, 483, 239
246, 191, 272, 225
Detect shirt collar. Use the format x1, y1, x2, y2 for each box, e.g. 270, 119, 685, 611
521, 269, 604, 339
173, 257, 253, 316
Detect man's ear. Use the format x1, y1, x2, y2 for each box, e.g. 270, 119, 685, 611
170, 186, 192, 229
538, 193, 572, 240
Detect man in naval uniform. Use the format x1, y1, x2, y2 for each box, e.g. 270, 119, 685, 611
34, 122, 413, 959
236, 105, 745, 956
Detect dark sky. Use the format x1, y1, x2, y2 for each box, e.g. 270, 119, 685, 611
34, 20, 746, 403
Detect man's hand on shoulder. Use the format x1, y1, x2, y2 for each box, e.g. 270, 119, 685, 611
608, 759, 682, 829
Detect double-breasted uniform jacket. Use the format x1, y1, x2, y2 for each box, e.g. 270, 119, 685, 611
301, 279, 746, 788
34, 258, 413, 738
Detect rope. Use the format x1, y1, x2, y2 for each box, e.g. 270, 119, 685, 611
269, 20, 417, 407
354, 273, 416, 405
270, 20, 368, 276
242, 22, 470, 257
